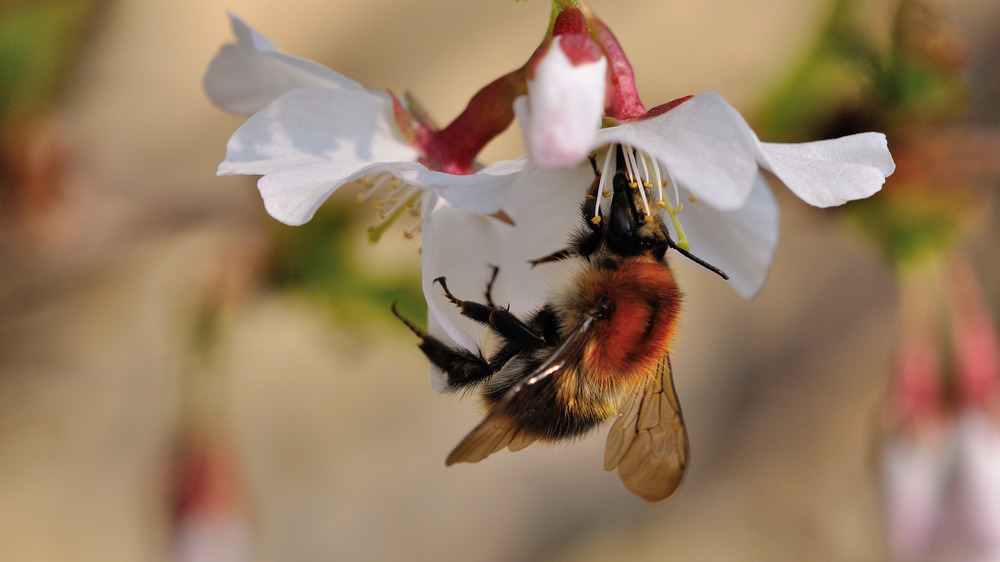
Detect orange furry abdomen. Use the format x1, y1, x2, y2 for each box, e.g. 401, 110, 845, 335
577, 261, 681, 387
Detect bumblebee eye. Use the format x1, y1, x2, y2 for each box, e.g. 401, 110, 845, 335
609, 192, 635, 242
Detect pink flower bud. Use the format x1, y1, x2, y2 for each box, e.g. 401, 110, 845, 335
515, 35, 607, 169
881, 426, 952, 560
954, 411, 1000, 557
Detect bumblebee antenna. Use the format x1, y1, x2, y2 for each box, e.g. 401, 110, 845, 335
663, 230, 729, 280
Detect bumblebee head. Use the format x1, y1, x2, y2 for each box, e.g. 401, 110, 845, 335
606, 169, 669, 261
567, 147, 725, 279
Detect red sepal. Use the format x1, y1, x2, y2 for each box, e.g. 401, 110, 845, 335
644, 95, 694, 119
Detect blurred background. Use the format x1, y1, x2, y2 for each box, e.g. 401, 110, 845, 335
1, 0, 998, 560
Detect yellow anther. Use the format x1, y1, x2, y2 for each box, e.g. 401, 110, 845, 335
656, 200, 667, 208
661, 179, 669, 187
629, 181, 639, 188
643, 214, 654, 223
591, 216, 602, 225
602, 189, 611, 197
675, 203, 684, 213
585, 194, 596, 201
643, 181, 653, 188
688, 194, 698, 203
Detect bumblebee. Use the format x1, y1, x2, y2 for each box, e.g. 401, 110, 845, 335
394, 147, 726, 502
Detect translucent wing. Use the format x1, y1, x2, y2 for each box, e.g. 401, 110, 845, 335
604, 356, 689, 502
446, 315, 598, 465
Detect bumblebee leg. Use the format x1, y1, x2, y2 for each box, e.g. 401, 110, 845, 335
531, 212, 604, 266
434, 277, 546, 348
529, 248, 576, 267
391, 304, 494, 388
434, 276, 494, 325
484, 265, 500, 307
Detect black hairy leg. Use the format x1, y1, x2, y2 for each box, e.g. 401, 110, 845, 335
391, 303, 494, 389
484, 265, 499, 307
393, 272, 553, 390
434, 276, 546, 349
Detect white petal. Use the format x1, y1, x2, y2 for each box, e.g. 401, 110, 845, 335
517, 36, 607, 169
390, 157, 527, 216
598, 91, 760, 211
420, 198, 490, 391
420, 201, 497, 351
756, 133, 895, 207
204, 14, 366, 115
491, 165, 594, 312
420, 164, 592, 390
228, 12, 278, 52
218, 87, 418, 225
674, 173, 779, 299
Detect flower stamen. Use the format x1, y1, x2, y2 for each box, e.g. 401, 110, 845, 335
594, 147, 616, 221
379, 185, 419, 219
640, 158, 655, 189
368, 191, 424, 243
670, 169, 681, 208
622, 145, 652, 219
403, 220, 423, 239
376, 182, 414, 212
357, 173, 396, 204
357, 174, 428, 242
611, 146, 692, 253
594, 145, 692, 236
661, 166, 691, 252
649, 158, 666, 203
623, 150, 638, 188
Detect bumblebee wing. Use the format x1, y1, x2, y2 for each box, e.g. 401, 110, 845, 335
445, 415, 525, 464
446, 315, 597, 465
603, 355, 689, 502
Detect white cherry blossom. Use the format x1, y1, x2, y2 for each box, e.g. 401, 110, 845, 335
207, 15, 525, 227
519, 89, 894, 298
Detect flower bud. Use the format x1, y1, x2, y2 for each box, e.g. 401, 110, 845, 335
515, 34, 607, 169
